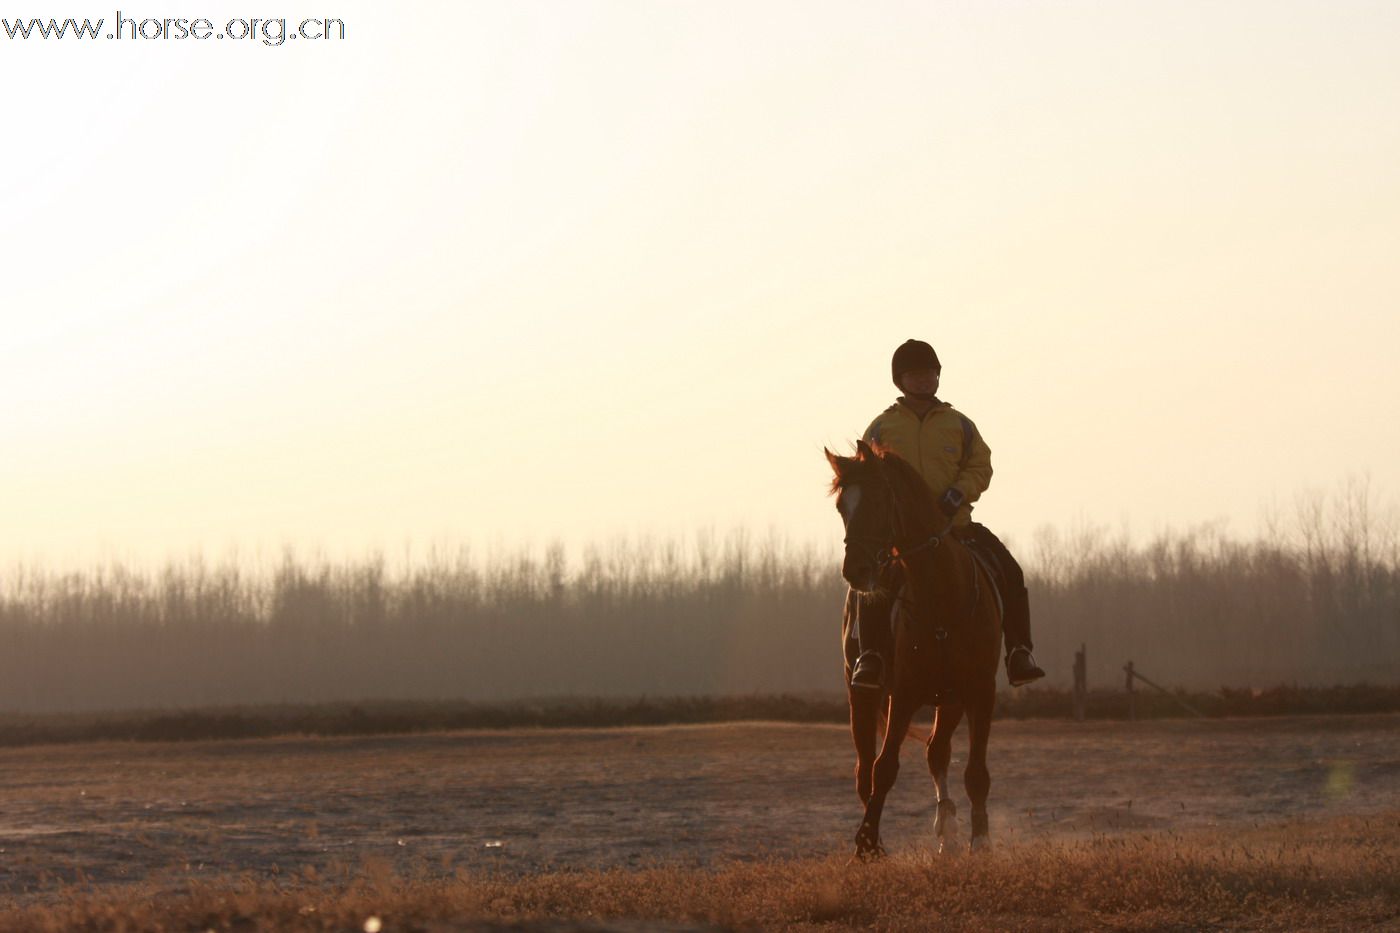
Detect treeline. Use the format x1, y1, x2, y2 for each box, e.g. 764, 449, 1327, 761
0, 533, 837, 712
1029, 479, 1400, 690
0, 485, 1396, 713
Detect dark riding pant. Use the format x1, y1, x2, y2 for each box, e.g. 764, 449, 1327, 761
958, 522, 1033, 653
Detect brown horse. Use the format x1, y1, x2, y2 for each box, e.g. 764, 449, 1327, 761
826, 439, 1003, 858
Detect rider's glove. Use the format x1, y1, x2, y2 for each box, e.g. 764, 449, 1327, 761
937, 487, 966, 518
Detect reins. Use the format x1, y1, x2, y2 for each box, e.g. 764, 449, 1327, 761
885, 517, 956, 566
885, 514, 963, 631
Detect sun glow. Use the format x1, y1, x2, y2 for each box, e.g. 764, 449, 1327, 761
3, 0, 1399, 569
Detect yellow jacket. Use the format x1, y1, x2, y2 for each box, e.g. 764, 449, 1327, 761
861, 399, 992, 526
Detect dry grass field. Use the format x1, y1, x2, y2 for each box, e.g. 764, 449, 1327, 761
1, 713, 1397, 930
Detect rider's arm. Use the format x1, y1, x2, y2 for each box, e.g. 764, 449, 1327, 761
954, 421, 993, 503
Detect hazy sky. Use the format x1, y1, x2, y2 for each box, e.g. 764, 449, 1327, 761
4, 0, 1398, 568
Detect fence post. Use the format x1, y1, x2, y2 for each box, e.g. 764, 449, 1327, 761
1124, 660, 1135, 721
1072, 643, 1087, 722
1122, 663, 1206, 718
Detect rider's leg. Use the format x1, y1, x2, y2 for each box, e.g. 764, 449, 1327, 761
850, 566, 900, 690
967, 523, 1045, 686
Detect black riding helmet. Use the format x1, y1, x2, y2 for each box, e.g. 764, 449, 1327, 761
891, 339, 941, 389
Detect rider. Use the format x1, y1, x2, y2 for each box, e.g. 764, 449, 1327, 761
849, 338, 1046, 690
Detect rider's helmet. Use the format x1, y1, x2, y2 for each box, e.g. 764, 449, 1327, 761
891, 339, 941, 389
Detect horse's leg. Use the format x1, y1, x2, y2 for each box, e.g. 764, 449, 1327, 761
964, 688, 994, 852
842, 587, 884, 805
848, 685, 882, 805
925, 703, 964, 855
854, 695, 917, 859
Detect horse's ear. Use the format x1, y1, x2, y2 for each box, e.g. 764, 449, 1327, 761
824, 447, 842, 473
856, 438, 876, 460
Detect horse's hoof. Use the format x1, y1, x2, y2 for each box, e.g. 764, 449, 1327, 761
969, 835, 991, 854
852, 827, 886, 862
855, 822, 882, 848
850, 843, 886, 864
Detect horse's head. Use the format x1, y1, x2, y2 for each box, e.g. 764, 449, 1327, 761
825, 439, 899, 594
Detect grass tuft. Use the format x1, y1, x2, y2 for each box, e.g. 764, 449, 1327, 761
2, 812, 1395, 931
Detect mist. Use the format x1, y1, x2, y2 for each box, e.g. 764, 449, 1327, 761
0, 482, 1394, 714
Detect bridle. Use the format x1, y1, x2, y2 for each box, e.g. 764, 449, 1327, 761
887, 519, 956, 564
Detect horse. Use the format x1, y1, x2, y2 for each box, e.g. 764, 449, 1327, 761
825, 439, 1003, 858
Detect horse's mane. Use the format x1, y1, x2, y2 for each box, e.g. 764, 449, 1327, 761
829, 442, 943, 533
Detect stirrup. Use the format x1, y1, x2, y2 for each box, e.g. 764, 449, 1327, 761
1005, 646, 1045, 687
850, 651, 884, 690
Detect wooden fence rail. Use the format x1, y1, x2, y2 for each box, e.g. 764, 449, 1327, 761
1123, 659, 1207, 720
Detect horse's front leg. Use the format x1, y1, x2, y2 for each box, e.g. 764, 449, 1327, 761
964, 689, 994, 852
926, 703, 964, 855
848, 684, 882, 805
854, 695, 917, 860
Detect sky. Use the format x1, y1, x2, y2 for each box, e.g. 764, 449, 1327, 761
3, 0, 1399, 570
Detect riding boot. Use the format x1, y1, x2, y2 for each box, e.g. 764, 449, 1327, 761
1002, 583, 1045, 687
850, 589, 894, 690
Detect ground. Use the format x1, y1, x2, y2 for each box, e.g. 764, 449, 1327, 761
0, 713, 1397, 929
